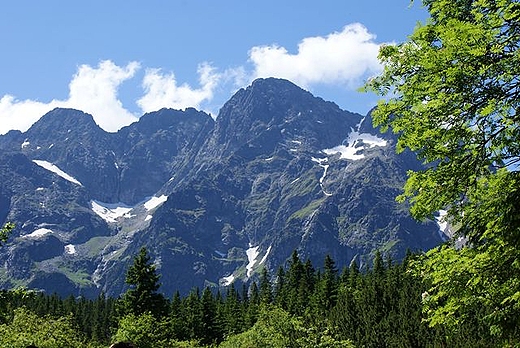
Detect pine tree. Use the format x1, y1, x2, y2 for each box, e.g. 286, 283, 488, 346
181, 288, 203, 340
119, 247, 168, 318
285, 250, 305, 315
259, 267, 273, 305
168, 290, 185, 340
246, 282, 260, 327
224, 283, 245, 335
273, 266, 286, 307
200, 287, 220, 344
316, 254, 338, 312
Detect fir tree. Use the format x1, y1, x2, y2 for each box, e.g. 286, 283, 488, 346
119, 247, 168, 318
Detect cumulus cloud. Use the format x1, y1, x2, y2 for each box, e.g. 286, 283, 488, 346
0, 23, 385, 135
137, 62, 221, 113
0, 95, 61, 135
66, 60, 140, 131
0, 60, 225, 135
249, 23, 383, 88
0, 60, 140, 134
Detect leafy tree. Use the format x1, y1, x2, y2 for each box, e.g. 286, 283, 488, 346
364, 0, 520, 342
0, 307, 87, 348
112, 312, 171, 348
219, 306, 354, 348
118, 247, 168, 318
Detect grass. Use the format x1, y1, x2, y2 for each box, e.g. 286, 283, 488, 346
83, 236, 112, 258
288, 197, 327, 221
58, 266, 93, 287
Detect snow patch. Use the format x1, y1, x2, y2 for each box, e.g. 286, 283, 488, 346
322, 131, 387, 161
311, 157, 328, 164
323, 145, 363, 160
90, 200, 133, 223
312, 157, 332, 196
144, 195, 168, 211
65, 244, 76, 255
90, 195, 167, 224
260, 245, 272, 265
24, 228, 52, 239
318, 164, 329, 184
246, 245, 260, 278
21, 140, 30, 149
222, 274, 235, 286
290, 177, 300, 184
33, 160, 83, 186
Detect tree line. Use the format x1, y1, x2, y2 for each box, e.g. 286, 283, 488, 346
0, 246, 498, 347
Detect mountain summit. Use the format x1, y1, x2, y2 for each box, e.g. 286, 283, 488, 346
0, 78, 445, 297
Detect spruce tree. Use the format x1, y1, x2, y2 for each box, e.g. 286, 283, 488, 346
119, 247, 168, 318
259, 267, 273, 305
200, 287, 220, 344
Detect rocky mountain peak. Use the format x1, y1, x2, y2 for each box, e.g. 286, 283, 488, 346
27, 108, 102, 139
0, 79, 446, 298
118, 107, 213, 137
208, 78, 364, 159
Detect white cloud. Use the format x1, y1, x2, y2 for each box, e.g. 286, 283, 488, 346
0, 95, 61, 135
137, 62, 221, 113
0, 60, 140, 135
249, 23, 383, 88
0, 23, 385, 135
66, 60, 140, 132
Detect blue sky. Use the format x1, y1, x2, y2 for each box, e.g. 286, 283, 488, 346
0, 0, 428, 134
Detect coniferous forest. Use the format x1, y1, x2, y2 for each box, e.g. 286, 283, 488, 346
0, 246, 496, 347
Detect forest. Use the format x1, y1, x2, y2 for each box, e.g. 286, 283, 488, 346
0, 246, 495, 347
1, 0, 520, 346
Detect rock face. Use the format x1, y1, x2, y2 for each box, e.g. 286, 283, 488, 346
0, 78, 445, 297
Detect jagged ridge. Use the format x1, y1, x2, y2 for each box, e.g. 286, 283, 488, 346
0, 78, 445, 297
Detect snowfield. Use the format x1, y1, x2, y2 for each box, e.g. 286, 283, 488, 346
90, 201, 133, 223
33, 160, 83, 186
322, 131, 387, 161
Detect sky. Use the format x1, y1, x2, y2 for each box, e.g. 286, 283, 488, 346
0, 0, 428, 134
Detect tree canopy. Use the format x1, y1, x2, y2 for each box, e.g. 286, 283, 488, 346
364, 0, 520, 342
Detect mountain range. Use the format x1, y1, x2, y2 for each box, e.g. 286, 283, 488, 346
0, 78, 447, 297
